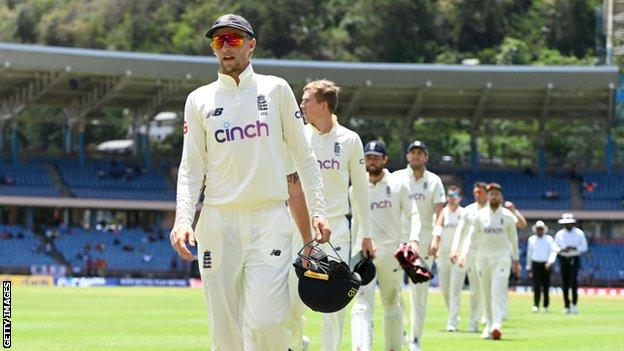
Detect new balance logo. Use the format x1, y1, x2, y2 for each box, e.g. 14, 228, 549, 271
206, 107, 223, 119
203, 250, 212, 269
270, 249, 281, 256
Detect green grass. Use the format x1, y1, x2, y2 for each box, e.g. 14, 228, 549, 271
10, 286, 624, 350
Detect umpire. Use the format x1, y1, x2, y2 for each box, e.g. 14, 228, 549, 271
554, 213, 588, 314
526, 220, 557, 313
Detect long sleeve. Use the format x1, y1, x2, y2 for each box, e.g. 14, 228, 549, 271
400, 182, 421, 242
547, 236, 558, 264
450, 214, 467, 254
174, 94, 207, 227
507, 218, 519, 261
279, 81, 326, 218
577, 230, 588, 254
349, 135, 371, 238
460, 221, 477, 259
526, 236, 533, 270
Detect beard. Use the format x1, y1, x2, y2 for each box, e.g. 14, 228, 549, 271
367, 165, 383, 176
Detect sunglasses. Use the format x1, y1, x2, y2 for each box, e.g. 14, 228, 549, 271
211, 33, 249, 49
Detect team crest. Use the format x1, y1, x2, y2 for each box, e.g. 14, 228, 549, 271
334, 142, 341, 156
257, 94, 268, 113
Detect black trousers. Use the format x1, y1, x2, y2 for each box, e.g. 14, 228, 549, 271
558, 256, 580, 308
531, 261, 551, 307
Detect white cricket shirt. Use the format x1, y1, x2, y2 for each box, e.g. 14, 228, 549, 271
175, 64, 325, 227
363, 169, 421, 247
461, 206, 519, 261
305, 119, 371, 237
440, 206, 464, 255
393, 168, 445, 242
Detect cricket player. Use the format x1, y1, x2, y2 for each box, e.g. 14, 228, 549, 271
170, 14, 332, 351
449, 181, 488, 332
393, 140, 445, 351
429, 185, 465, 332
350, 140, 421, 351
459, 183, 520, 340
299, 79, 376, 351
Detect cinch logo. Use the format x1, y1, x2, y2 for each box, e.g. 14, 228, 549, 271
318, 159, 340, 170
214, 121, 270, 143
484, 227, 504, 234
410, 193, 426, 201
371, 200, 392, 210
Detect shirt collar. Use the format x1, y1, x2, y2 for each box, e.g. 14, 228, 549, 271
217, 63, 254, 89
309, 115, 339, 135
405, 166, 427, 181
369, 169, 391, 186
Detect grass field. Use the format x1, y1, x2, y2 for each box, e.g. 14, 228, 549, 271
11, 285, 624, 350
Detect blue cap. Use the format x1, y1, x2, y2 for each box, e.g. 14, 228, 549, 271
364, 140, 387, 156
407, 140, 428, 154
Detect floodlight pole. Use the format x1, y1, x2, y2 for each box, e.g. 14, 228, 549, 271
606, 0, 614, 65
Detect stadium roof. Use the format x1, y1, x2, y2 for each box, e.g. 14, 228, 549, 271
0, 42, 619, 124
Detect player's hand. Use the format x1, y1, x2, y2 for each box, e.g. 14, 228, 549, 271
449, 252, 458, 264
513, 261, 521, 277
409, 240, 420, 255
170, 223, 196, 261
428, 241, 439, 257
545, 262, 552, 270
361, 237, 377, 258
504, 201, 516, 212
458, 255, 467, 268
312, 216, 332, 243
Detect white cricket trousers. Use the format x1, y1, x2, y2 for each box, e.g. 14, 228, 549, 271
287, 219, 307, 351
437, 251, 466, 329
466, 253, 483, 329
196, 205, 292, 351
320, 216, 351, 351
476, 254, 511, 333
409, 236, 434, 344
351, 245, 404, 351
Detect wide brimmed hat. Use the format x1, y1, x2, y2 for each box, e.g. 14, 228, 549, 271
558, 213, 576, 224
532, 220, 549, 233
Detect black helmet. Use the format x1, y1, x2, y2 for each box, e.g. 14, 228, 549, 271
293, 241, 361, 313
350, 251, 376, 286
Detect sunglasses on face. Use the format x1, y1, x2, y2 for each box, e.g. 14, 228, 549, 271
211, 33, 248, 49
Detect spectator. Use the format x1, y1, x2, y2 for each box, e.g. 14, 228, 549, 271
542, 190, 560, 200
583, 182, 597, 192
86, 256, 94, 276
96, 258, 107, 276
122, 244, 135, 252
16, 231, 24, 239
96, 242, 105, 253
170, 255, 178, 272
113, 237, 121, 246
142, 254, 152, 263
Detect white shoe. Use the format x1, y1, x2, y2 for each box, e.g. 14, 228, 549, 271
571, 305, 579, 314
409, 342, 421, 351
480, 329, 492, 339
468, 324, 479, 333
532, 306, 539, 313
302, 335, 310, 351
544, 307, 549, 313
563, 307, 570, 314
446, 324, 457, 332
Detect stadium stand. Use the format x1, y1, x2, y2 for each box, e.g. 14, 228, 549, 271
461, 170, 571, 210
581, 172, 624, 211
24, 157, 175, 201
0, 224, 58, 269
0, 161, 60, 197
54, 226, 180, 274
